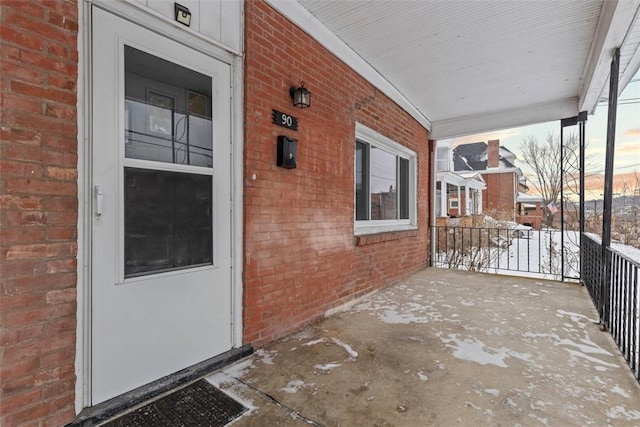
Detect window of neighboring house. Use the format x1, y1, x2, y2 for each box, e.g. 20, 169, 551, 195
449, 198, 459, 209
436, 147, 450, 171
355, 123, 417, 235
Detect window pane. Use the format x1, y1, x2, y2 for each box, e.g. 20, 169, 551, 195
370, 147, 397, 220
436, 148, 449, 171
124, 168, 213, 277
124, 46, 213, 167
355, 141, 369, 220
399, 157, 409, 219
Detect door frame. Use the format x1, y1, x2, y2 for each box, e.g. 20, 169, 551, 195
76, 0, 244, 411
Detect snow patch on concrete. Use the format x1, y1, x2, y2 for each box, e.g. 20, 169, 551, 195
291, 329, 315, 340
303, 337, 328, 346
611, 385, 631, 398
221, 359, 255, 379
504, 397, 517, 407
255, 349, 277, 365
484, 389, 500, 396
440, 334, 532, 368
530, 400, 548, 410
440, 335, 508, 367
556, 310, 597, 327
528, 413, 549, 426
314, 362, 342, 371
281, 379, 311, 394
523, 332, 612, 356
566, 349, 619, 368
332, 338, 358, 359
354, 293, 446, 324
607, 405, 640, 420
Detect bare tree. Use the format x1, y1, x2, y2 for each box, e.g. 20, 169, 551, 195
519, 132, 581, 227
617, 178, 631, 206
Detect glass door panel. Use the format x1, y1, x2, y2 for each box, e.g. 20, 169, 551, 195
124, 46, 213, 167
124, 45, 214, 278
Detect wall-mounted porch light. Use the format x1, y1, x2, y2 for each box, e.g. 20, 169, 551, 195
174, 3, 191, 27
289, 82, 311, 109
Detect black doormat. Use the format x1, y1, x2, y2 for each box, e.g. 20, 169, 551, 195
103, 379, 247, 427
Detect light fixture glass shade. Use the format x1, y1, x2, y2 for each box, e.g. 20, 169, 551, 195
291, 85, 311, 108
175, 3, 191, 27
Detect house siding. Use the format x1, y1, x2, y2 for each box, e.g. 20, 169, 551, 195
0, 1, 79, 426
243, 0, 430, 347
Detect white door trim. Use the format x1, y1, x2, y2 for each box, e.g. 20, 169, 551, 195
76, 0, 244, 411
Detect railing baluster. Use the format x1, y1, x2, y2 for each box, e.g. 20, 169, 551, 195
626, 259, 631, 364
612, 254, 618, 343
630, 265, 640, 379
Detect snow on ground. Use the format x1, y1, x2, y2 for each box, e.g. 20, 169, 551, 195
331, 338, 358, 360
495, 229, 581, 279
254, 349, 277, 365
313, 362, 342, 372
438, 333, 533, 368
280, 379, 313, 394
585, 232, 640, 262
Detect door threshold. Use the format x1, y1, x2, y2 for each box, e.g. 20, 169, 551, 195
69, 344, 253, 427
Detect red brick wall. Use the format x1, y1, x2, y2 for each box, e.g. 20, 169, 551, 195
487, 139, 499, 168
482, 172, 516, 219
0, 1, 78, 426
244, 0, 430, 347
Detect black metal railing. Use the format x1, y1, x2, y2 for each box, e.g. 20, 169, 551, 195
582, 234, 639, 382
431, 226, 580, 280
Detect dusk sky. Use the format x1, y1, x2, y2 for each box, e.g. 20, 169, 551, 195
453, 71, 640, 201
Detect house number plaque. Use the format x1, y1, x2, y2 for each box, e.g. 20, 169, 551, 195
272, 109, 298, 131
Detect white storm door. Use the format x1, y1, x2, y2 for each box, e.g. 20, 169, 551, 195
91, 8, 233, 404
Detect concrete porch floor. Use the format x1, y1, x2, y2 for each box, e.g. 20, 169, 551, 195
208, 268, 640, 426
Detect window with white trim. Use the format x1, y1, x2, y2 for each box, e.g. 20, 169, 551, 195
355, 123, 417, 235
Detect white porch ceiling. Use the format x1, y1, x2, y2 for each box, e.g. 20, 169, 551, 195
268, 0, 640, 139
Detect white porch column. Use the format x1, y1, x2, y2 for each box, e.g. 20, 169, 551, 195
440, 181, 448, 216
457, 185, 461, 216
464, 186, 470, 216
478, 190, 483, 214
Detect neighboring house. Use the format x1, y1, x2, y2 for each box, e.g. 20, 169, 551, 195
453, 140, 523, 221
435, 140, 486, 218
516, 192, 544, 229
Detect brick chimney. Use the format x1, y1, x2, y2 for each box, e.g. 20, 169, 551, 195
487, 139, 499, 168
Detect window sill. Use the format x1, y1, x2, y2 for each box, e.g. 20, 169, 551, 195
355, 228, 418, 246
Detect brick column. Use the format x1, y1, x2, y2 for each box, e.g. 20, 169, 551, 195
0, 1, 79, 426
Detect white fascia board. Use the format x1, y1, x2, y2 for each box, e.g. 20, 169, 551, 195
479, 167, 522, 176
265, 0, 432, 131
436, 171, 465, 187
435, 139, 453, 148
458, 172, 486, 183
620, 40, 640, 92
437, 171, 485, 190
430, 97, 578, 140
579, 0, 640, 113
517, 194, 544, 203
